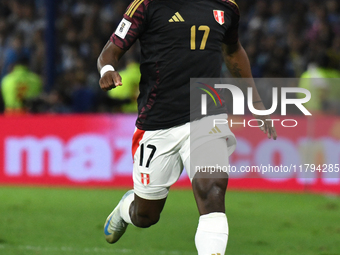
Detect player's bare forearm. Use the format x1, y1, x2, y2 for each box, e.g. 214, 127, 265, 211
222, 41, 277, 140
222, 41, 262, 101
97, 41, 125, 71
97, 41, 126, 91
222, 41, 251, 78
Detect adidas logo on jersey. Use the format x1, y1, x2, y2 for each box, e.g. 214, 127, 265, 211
169, 12, 185, 22
209, 126, 222, 134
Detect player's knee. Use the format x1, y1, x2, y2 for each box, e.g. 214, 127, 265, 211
133, 212, 160, 228
193, 177, 228, 201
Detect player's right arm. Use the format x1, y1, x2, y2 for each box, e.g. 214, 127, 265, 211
98, 0, 148, 91
97, 41, 126, 91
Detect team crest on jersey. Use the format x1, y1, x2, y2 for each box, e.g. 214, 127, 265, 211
141, 173, 150, 185
213, 10, 225, 25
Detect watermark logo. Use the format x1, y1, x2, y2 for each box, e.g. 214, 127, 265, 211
196, 81, 312, 128
197, 82, 223, 115
201, 84, 311, 116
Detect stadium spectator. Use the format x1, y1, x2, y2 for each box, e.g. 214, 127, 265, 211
298, 52, 340, 114
1, 56, 42, 114
1, 33, 31, 79
70, 68, 96, 113
107, 57, 140, 113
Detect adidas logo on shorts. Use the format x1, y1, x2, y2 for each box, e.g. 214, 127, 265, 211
209, 126, 222, 134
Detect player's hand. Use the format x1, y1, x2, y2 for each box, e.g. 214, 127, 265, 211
99, 71, 122, 91
253, 114, 277, 140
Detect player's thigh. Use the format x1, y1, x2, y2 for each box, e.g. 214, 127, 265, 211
132, 128, 185, 201
182, 136, 231, 180
181, 114, 236, 180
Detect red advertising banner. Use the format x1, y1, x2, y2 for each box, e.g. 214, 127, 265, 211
0, 115, 136, 187
0, 114, 339, 194
227, 115, 340, 194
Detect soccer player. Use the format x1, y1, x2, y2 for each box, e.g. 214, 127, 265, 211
97, 0, 277, 254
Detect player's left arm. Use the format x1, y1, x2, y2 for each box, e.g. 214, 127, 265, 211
222, 41, 277, 140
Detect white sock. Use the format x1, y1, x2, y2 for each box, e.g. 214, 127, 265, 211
119, 191, 135, 226
195, 212, 229, 255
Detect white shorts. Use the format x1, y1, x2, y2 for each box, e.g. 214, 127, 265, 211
131, 114, 236, 200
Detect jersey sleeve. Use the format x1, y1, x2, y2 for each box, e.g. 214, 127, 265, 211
222, 0, 240, 45
110, 0, 150, 51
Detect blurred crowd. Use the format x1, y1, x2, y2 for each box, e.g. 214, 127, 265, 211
0, 0, 339, 115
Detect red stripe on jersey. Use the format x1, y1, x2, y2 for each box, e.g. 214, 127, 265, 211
132, 128, 145, 160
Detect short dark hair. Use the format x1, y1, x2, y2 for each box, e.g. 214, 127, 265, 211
16, 55, 30, 66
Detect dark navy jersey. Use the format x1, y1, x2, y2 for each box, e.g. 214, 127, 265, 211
111, 0, 240, 130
